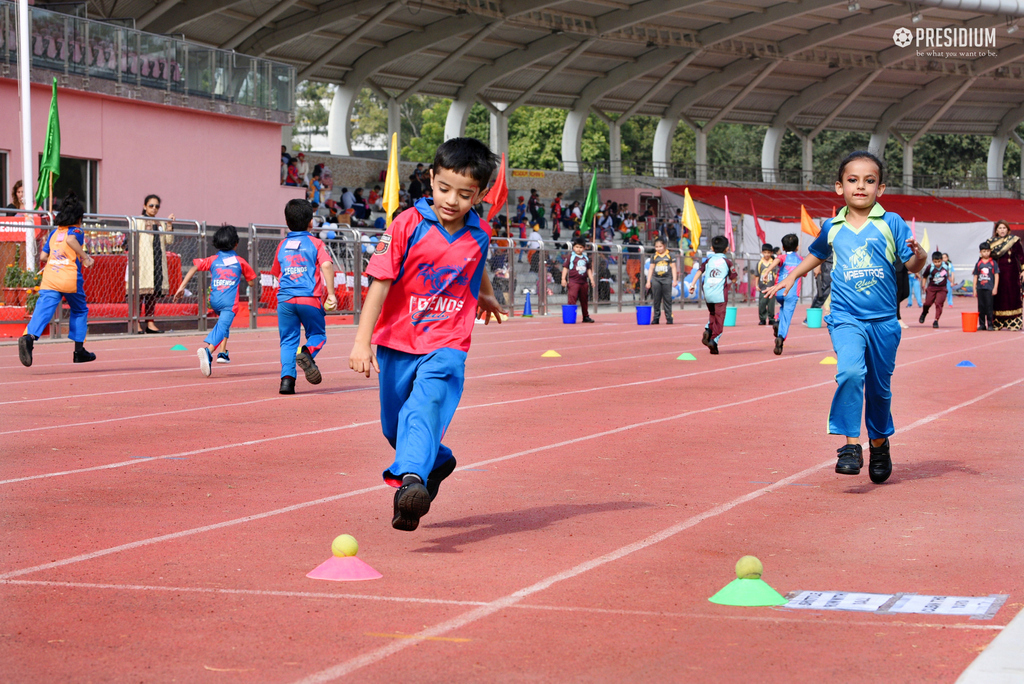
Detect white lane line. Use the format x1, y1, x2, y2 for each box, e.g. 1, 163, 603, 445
290, 376, 1024, 683
0, 579, 1003, 632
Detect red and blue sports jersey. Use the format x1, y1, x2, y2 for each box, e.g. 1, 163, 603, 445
192, 250, 256, 313
366, 198, 490, 355
775, 250, 803, 284
40, 226, 85, 294
271, 231, 332, 306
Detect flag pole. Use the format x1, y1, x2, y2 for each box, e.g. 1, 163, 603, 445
17, 0, 35, 270
49, 171, 53, 212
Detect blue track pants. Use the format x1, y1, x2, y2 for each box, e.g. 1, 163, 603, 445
277, 301, 326, 378
204, 308, 235, 348
775, 291, 798, 340
26, 290, 88, 342
377, 345, 465, 484
826, 315, 902, 439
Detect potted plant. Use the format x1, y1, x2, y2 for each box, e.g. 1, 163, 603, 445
3, 246, 43, 307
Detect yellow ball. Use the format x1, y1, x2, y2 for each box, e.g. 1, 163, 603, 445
324, 298, 337, 312
331, 534, 358, 557
735, 555, 763, 580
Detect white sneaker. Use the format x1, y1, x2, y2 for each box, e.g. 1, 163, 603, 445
197, 348, 212, 377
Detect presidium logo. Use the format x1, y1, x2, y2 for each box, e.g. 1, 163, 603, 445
893, 27, 913, 48
893, 26, 997, 53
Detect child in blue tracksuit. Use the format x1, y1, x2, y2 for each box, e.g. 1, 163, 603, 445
18, 191, 96, 367
174, 225, 257, 377
271, 199, 336, 395
768, 151, 926, 484
687, 235, 737, 354
760, 233, 802, 355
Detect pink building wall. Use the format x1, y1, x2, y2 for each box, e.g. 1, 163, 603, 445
0, 78, 303, 225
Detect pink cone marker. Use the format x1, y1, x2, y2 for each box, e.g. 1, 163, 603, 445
307, 556, 382, 582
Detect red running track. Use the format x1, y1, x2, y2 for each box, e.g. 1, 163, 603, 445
1, 306, 1022, 683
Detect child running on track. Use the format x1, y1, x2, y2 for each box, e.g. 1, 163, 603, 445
18, 191, 95, 367
174, 225, 257, 376
688, 235, 737, 355
348, 138, 504, 532
562, 237, 596, 323
761, 233, 802, 355
272, 199, 336, 395
919, 252, 950, 328
766, 150, 926, 484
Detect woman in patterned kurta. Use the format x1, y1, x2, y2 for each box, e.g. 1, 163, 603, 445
989, 220, 1024, 331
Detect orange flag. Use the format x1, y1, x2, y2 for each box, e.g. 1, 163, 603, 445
481, 153, 507, 222
800, 205, 820, 238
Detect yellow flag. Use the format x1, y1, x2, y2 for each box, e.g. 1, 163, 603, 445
382, 132, 400, 226
682, 187, 702, 250
920, 227, 930, 253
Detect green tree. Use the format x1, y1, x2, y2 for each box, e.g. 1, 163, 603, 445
466, 103, 490, 143
294, 81, 332, 151
402, 98, 450, 162
508, 106, 567, 169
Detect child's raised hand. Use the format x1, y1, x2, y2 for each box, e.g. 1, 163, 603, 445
172, 286, 184, 301
82, 255, 95, 269
905, 237, 925, 259
764, 281, 789, 298
349, 343, 379, 378
476, 294, 505, 325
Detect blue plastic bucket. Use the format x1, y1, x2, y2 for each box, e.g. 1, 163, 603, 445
806, 307, 823, 328
723, 306, 737, 327
562, 304, 577, 324
636, 305, 652, 325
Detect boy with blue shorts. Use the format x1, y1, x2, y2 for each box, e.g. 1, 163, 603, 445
761, 233, 802, 355
768, 151, 926, 484
272, 199, 336, 395
174, 225, 257, 376
18, 192, 95, 367
349, 138, 503, 531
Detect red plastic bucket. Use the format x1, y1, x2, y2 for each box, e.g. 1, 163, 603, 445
961, 312, 978, 332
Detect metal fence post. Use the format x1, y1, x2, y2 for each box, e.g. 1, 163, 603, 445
198, 221, 208, 333
128, 218, 140, 335
248, 224, 258, 330
616, 244, 624, 312
353, 232, 363, 325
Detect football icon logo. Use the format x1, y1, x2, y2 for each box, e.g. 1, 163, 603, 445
893, 27, 913, 48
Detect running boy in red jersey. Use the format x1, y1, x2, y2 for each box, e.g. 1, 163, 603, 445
561, 237, 597, 323
174, 225, 257, 376
919, 251, 949, 328
349, 138, 503, 531
272, 199, 336, 395
18, 191, 95, 367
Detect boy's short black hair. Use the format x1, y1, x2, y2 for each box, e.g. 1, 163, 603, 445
761, 243, 773, 252
781, 233, 799, 252
213, 225, 239, 251
284, 199, 314, 232
54, 191, 84, 227
932, 251, 943, 260
837, 150, 885, 185
432, 137, 499, 190
711, 235, 729, 253
980, 241, 991, 250
572, 236, 587, 248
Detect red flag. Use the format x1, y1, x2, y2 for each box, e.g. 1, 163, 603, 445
482, 153, 507, 222
750, 199, 766, 245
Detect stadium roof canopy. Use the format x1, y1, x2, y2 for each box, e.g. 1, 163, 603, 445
68, 0, 1024, 180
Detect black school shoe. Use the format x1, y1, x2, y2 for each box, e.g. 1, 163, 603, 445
835, 444, 864, 475
774, 336, 784, 355
279, 376, 296, 395
701, 328, 712, 348
918, 311, 927, 324
18, 335, 33, 367
652, 318, 660, 324
295, 346, 322, 384
426, 457, 457, 501
868, 438, 893, 484
582, 317, 595, 323
709, 342, 719, 355
392, 478, 431, 531
932, 320, 939, 329
73, 348, 96, 363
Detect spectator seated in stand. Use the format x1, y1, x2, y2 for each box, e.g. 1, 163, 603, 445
352, 188, 368, 220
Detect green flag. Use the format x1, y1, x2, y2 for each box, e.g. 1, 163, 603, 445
34, 78, 61, 209
578, 171, 599, 233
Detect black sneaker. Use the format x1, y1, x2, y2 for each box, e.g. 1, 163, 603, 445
709, 342, 719, 355
73, 348, 96, 364
758, 320, 767, 326
773, 336, 784, 355
835, 444, 863, 475
392, 478, 431, 531
868, 438, 892, 484
295, 346, 322, 384
279, 376, 296, 395
17, 335, 33, 367
932, 320, 938, 329
918, 311, 926, 324
652, 319, 660, 325
666, 318, 673, 325
582, 317, 595, 323
426, 457, 457, 501
772, 321, 779, 338
701, 328, 712, 348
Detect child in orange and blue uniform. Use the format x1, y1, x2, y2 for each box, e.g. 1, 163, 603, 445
18, 192, 95, 367
174, 225, 257, 376
272, 199, 336, 395
767, 151, 926, 484
349, 138, 503, 532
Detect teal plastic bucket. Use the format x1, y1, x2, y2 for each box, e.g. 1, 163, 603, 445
562, 304, 577, 324
636, 305, 652, 325
806, 308, 823, 328
723, 306, 737, 327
